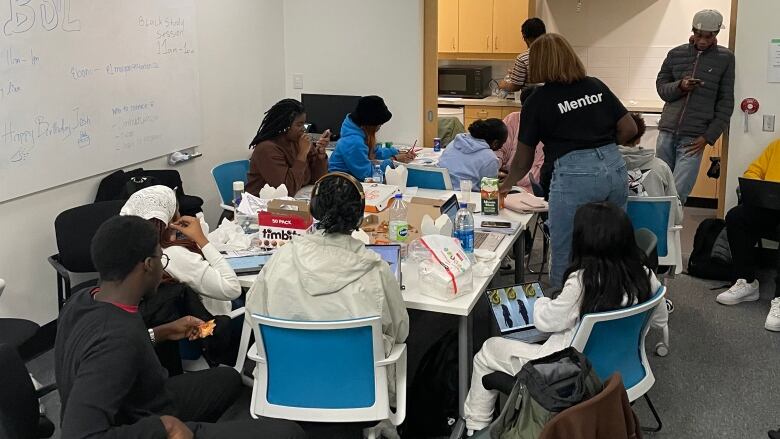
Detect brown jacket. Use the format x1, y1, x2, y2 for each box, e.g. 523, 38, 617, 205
538, 374, 642, 439
247, 138, 328, 196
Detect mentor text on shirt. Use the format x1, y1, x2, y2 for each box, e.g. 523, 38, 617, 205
557, 93, 604, 114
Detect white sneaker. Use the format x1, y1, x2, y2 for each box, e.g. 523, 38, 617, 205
715, 279, 760, 305
765, 298, 780, 332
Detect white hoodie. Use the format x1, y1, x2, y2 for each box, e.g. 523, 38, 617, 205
619, 145, 683, 225
245, 231, 409, 357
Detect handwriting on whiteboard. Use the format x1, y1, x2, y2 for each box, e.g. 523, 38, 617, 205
2, 0, 82, 36
2, 107, 92, 162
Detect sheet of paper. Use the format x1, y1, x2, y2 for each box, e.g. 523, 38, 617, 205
769, 39, 780, 83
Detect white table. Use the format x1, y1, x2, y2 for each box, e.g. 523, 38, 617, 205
238, 189, 534, 438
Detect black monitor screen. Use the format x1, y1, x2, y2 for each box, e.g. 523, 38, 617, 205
301, 93, 361, 140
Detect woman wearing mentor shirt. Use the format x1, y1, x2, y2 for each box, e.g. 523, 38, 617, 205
500, 33, 638, 287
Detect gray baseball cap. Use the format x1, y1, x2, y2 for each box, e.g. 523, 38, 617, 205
692, 9, 724, 32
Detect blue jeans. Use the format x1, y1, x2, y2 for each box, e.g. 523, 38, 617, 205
548, 144, 628, 287
655, 130, 701, 204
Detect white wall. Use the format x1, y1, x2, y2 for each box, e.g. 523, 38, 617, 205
536, 0, 731, 102
0, 0, 286, 324
725, 1, 780, 209
282, 0, 424, 144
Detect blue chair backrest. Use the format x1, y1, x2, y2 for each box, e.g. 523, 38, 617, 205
212, 160, 250, 204
626, 199, 671, 257
580, 309, 652, 389
406, 167, 450, 190
260, 323, 376, 409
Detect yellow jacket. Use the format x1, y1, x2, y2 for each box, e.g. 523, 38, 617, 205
744, 139, 780, 182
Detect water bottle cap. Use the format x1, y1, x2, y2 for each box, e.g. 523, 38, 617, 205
233, 181, 245, 191
394, 193, 403, 199
459, 203, 467, 208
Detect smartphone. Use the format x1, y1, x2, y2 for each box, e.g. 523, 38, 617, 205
688, 78, 704, 85
481, 220, 511, 228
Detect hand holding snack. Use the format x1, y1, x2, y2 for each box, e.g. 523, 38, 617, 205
154, 316, 205, 342
197, 319, 216, 338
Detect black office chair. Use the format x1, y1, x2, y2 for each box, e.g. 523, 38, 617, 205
94, 168, 203, 216
0, 343, 56, 439
48, 200, 124, 309
0, 279, 39, 361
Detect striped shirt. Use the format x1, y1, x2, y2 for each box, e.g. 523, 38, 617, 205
506, 50, 529, 88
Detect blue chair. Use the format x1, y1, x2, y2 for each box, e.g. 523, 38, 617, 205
570, 286, 667, 432
404, 164, 453, 190
211, 160, 250, 211
247, 314, 407, 438
626, 196, 683, 275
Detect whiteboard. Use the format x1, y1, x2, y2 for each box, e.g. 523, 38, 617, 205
0, 0, 201, 202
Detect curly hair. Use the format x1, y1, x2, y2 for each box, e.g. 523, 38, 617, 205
312, 175, 364, 235
91, 215, 158, 282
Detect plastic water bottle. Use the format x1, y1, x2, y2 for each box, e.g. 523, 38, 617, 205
454, 203, 475, 254
371, 163, 384, 184
388, 194, 409, 256
232, 181, 244, 211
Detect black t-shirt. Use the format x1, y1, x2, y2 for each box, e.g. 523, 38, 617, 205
55, 289, 173, 439
519, 76, 627, 162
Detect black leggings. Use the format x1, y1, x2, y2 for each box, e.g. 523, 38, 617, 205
726, 204, 780, 294
166, 368, 305, 439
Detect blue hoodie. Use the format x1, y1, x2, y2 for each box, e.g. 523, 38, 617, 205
328, 115, 399, 181
438, 133, 499, 190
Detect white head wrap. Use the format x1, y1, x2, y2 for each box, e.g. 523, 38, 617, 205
120, 185, 178, 224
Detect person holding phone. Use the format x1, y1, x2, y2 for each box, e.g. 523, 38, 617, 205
247, 98, 331, 197
655, 9, 735, 204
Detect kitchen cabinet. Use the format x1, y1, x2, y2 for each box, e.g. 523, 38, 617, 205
492, 0, 529, 54
438, 0, 459, 53
463, 104, 518, 128
442, 0, 529, 56
458, 0, 494, 53
689, 137, 722, 200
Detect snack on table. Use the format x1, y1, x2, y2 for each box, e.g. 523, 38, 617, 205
198, 319, 216, 338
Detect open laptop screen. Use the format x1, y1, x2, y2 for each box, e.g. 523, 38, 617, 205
366, 244, 402, 283
485, 283, 546, 333
440, 194, 459, 225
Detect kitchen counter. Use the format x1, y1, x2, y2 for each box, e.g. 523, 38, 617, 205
438, 96, 521, 107
438, 96, 664, 113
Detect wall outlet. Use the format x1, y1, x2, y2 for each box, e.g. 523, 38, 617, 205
293, 74, 304, 90
763, 114, 776, 132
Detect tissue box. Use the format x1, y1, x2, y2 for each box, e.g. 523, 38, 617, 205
257, 199, 314, 249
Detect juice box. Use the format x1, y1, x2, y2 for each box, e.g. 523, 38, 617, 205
481, 177, 499, 215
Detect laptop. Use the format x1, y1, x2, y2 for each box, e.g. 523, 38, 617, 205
366, 244, 403, 287
440, 194, 504, 252
227, 254, 273, 275
739, 177, 780, 211
485, 282, 551, 344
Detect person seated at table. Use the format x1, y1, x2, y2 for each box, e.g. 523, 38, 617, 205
462, 202, 668, 435
619, 112, 683, 225
715, 139, 780, 331
56, 215, 305, 439
247, 98, 331, 197
438, 118, 508, 190
328, 95, 416, 182
495, 86, 545, 194
245, 172, 409, 434
121, 186, 241, 317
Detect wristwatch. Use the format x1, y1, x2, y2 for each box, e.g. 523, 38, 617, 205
148, 328, 156, 345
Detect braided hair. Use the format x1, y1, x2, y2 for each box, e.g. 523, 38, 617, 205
249, 99, 305, 148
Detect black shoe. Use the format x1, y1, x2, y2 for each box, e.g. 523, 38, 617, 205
768, 428, 780, 439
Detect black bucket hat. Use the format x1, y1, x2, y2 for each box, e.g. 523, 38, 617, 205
350, 95, 392, 126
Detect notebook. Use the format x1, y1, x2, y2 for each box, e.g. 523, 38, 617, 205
485, 282, 551, 344
366, 244, 403, 286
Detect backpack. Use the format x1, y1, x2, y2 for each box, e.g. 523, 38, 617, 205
402, 330, 459, 438
688, 218, 734, 281
474, 347, 603, 439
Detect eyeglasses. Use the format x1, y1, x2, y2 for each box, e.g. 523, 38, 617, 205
160, 253, 170, 269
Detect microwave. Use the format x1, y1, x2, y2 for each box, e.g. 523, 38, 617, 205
438, 65, 492, 98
